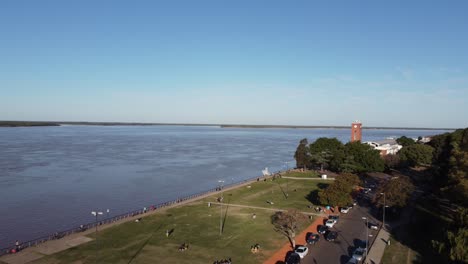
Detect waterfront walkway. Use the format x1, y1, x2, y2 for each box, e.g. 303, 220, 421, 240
0, 177, 264, 264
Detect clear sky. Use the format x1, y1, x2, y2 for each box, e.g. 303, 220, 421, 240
1, 0, 467, 128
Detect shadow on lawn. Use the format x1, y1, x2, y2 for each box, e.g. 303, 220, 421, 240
221, 194, 232, 233
127, 223, 163, 264
305, 183, 329, 205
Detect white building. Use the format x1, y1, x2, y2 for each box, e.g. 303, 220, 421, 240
365, 139, 403, 155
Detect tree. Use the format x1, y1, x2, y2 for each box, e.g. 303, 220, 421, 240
398, 144, 434, 167
374, 176, 414, 208
294, 138, 309, 169
318, 174, 359, 207
309, 137, 344, 171
271, 209, 307, 248
383, 154, 401, 170
396, 136, 416, 147
341, 141, 385, 173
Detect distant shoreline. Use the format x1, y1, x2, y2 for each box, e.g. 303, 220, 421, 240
0, 121, 457, 130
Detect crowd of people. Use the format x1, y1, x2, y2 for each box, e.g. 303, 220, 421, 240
213, 257, 231, 264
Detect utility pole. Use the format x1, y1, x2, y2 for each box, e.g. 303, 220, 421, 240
381, 193, 386, 230
91, 211, 103, 263
362, 217, 369, 254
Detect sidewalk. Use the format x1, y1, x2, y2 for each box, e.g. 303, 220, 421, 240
0, 177, 264, 264
365, 227, 390, 264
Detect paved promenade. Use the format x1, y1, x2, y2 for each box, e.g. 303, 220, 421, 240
365, 227, 390, 264
0, 176, 265, 264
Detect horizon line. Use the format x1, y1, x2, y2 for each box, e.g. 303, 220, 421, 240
0, 120, 459, 130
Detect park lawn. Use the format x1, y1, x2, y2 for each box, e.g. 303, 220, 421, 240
282, 171, 319, 178
381, 234, 418, 264
33, 179, 324, 264
207, 178, 329, 211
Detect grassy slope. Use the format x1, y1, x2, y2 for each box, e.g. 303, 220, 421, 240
34, 178, 328, 264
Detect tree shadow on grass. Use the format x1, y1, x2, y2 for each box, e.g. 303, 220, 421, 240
221, 194, 232, 233
305, 190, 320, 205
127, 223, 163, 264
305, 183, 329, 205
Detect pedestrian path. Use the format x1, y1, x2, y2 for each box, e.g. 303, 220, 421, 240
365, 228, 390, 264
263, 216, 325, 264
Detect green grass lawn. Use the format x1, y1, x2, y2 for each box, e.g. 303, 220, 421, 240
282, 171, 319, 178
381, 234, 418, 264
33, 179, 327, 264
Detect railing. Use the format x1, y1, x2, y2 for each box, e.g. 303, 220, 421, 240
0, 171, 281, 257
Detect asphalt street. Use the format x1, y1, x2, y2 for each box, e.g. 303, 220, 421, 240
300, 196, 380, 264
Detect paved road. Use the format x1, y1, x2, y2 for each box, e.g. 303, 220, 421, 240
301, 197, 380, 264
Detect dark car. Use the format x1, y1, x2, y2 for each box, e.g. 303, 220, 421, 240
325, 230, 338, 241
285, 252, 301, 264
329, 215, 339, 223
306, 232, 320, 244
317, 225, 328, 234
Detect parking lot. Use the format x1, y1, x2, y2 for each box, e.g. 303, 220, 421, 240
300, 195, 380, 263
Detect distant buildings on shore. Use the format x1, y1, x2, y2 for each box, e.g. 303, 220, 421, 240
351, 120, 404, 156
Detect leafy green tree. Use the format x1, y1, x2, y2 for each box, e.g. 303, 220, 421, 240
309, 138, 344, 171
383, 154, 401, 170
318, 174, 359, 206
271, 209, 307, 248
294, 138, 309, 169
399, 144, 434, 166
396, 136, 416, 147
374, 176, 414, 208
342, 141, 385, 173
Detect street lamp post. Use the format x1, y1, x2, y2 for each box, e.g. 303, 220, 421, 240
91, 211, 103, 263
380, 193, 386, 230
362, 217, 369, 254
218, 180, 225, 235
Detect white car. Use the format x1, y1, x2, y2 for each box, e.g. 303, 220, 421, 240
352, 247, 367, 261
325, 219, 336, 228
294, 245, 309, 258
340, 207, 350, 214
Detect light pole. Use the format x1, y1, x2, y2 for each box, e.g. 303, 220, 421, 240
218, 180, 225, 235
380, 192, 386, 230
91, 211, 103, 263
362, 217, 369, 254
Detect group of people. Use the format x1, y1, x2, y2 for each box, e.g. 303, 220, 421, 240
178, 242, 189, 252
250, 243, 260, 253
213, 257, 231, 264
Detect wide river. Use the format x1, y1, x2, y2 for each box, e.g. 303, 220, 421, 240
0, 125, 451, 248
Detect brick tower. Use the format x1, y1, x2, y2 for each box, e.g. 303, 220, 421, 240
351, 121, 362, 142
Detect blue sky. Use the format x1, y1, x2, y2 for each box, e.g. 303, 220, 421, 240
1, 1, 467, 128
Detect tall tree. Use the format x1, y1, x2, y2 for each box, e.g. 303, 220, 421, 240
374, 176, 414, 208
398, 144, 434, 167
318, 174, 359, 206
271, 209, 307, 248
342, 141, 385, 173
294, 138, 309, 169
309, 137, 344, 171
396, 136, 416, 147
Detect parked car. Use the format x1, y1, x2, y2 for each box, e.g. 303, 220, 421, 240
294, 246, 309, 259
352, 247, 367, 261
317, 225, 328, 234
340, 207, 350, 213
329, 215, 339, 223
345, 257, 358, 264
325, 219, 336, 228
325, 230, 338, 241
368, 222, 379, 230
285, 252, 301, 264
306, 232, 320, 244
